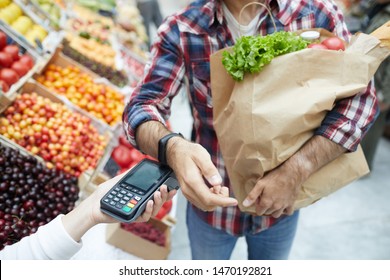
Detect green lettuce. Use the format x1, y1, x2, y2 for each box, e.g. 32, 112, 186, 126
222, 31, 309, 81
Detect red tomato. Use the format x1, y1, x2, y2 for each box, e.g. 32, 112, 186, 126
18, 54, 34, 69
111, 145, 133, 168
0, 52, 13, 67
0, 32, 7, 50
118, 135, 133, 149
307, 43, 328, 50
0, 80, 9, 93
11, 61, 29, 77
321, 37, 345, 51
3, 45, 20, 61
0, 68, 19, 86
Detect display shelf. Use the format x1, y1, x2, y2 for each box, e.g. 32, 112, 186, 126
0, 80, 114, 177
0, 23, 44, 110
17, 0, 66, 31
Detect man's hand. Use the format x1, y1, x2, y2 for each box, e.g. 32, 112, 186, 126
135, 121, 237, 212
167, 137, 238, 211
243, 136, 346, 218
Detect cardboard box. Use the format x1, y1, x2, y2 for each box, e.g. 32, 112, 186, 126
106, 218, 171, 260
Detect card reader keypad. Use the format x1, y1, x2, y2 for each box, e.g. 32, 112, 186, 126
102, 184, 144, 214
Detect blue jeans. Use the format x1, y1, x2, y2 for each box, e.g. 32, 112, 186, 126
186, 205, 299, 260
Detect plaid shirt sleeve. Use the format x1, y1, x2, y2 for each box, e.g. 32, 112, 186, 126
313, 0, 378, 151
122, 16, 185, 148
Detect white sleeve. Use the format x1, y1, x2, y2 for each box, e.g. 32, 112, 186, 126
0, 215, 83, 260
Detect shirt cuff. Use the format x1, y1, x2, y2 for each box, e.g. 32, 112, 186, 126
314, 110, 361, 152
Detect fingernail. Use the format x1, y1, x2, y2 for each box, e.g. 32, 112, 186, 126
243, 199, 252, 207
208, 174, 222, 185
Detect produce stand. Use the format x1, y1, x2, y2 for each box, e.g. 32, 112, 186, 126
0, 0, 182, 258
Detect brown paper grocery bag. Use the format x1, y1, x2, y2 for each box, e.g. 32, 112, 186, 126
211, 31, 390, 214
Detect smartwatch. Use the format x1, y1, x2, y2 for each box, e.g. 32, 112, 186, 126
158, 132, 183, 165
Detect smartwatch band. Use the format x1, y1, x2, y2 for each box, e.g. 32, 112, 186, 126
158, 132, 183, 165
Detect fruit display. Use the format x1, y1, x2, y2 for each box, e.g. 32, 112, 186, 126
0, 2, 48, 47
115, 4, 148, 55
74, 0, 116, 13
31, 0, 63, 29
65, 33, 115, 65
0, 141, 79, 250
62, 35, 129, 87
0, 30, 35, 94
67, 5, 114, 45
119, 48, 147, 87
35, 63, 125, 126
0, 91, 108, 177
120, 221, 166, 247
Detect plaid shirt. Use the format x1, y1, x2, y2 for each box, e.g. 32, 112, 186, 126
123, 0, 377, 236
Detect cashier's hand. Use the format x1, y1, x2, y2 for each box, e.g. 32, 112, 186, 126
92, 171, 177, 224
62, 169, 176, 243
166, 138, 238, 211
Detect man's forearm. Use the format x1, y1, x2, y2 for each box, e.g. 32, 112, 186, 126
283, 135, 347, 183
135, 121, 171, 158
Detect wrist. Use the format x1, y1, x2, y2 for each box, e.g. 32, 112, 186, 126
158, 132, 184, 165
166, 136, 185, 167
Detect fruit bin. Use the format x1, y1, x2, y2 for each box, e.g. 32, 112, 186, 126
0, 133, 45, 164
106, 217, 172, 260
0, 23, 42, 100
0, 80, 114, 178
17, 0, 66, 31
33, 49, 127, 133
0, 0, 61, 55
0, 135, 80, 250
61, 35, 130, 88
